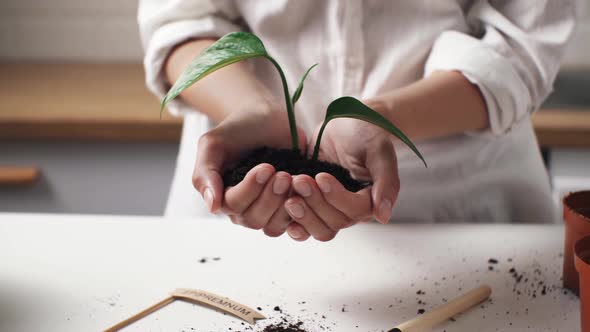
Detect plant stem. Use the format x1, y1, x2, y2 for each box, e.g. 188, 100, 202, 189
311, 119, 329, 161
266, 56, 299, 152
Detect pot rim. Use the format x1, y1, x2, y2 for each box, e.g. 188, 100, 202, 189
564, 191, 590, 220
563, 191, 590, 234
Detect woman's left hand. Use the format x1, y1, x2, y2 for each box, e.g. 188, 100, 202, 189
284, 103, 400, 241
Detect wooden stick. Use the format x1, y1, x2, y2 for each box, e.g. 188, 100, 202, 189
104, 296, 176, 332
388, 285, 492, 332
0, 166, 39, 186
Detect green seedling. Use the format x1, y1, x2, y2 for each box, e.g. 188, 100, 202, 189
312, 96, 426, 166
161, 32, 426, 166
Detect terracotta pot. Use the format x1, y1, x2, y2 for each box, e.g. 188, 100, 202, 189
574, 235, 590, 332
563, 191, 590, 294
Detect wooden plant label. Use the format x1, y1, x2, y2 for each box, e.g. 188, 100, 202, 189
171, 288, 266, 324
104, 289, 265, 332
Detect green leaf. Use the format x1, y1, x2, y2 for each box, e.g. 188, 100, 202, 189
312, 96, 427, 167
159, 31, 300, 151
160, 32, 269, 115
291, 63, 318, 105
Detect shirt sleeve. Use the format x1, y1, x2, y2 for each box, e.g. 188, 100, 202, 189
138, 0, 242, 115
424, 0, 575, 135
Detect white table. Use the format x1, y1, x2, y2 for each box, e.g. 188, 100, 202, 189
0, 213, 580, 332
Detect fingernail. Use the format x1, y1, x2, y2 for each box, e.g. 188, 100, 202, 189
286, 203, 305, 219
379, 198, 392, 221
317, 178, 331, 193
293, 181, 312, 197
203, 187, 214, 211
256, 168, 272, 184
273, 176, 290, 195
289, 228, 304, 240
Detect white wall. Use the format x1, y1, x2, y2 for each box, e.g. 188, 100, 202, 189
0, 0, 589, 65
0, 0, 142, 61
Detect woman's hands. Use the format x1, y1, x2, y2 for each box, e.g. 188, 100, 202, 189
192, 100, 306, 237
284, 100, 400, 241
193, 98, 399, 242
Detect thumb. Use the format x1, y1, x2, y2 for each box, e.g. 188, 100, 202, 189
192, 134, 226, 213
366, 140, 399, 224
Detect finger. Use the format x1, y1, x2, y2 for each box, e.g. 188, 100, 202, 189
314, 172, 372, 221
193, 134, 227, 213
292, 175, 352, 231
259, 172, 293, 236
241, 172, 291, 230
284, 197, 336, 242
366, 140, 399, 224
223, 163, 275, 214
228, 215, 242, 226
264, 206, 292, 237
286, 222, 311, 242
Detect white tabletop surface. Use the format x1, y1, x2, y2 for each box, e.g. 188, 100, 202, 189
0, 213, 580, 332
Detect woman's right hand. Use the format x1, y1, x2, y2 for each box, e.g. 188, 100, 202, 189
192, 100, 306, 237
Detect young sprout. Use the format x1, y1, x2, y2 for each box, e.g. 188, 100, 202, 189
161, 32, 426, 167
292, 63, 318, 105
311, 97, 427, 167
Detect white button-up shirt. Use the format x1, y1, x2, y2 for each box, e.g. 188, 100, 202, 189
139, 0, 575, 222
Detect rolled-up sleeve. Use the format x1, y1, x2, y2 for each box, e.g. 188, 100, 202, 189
424, 0, 575, 135
138, 0, 242, 115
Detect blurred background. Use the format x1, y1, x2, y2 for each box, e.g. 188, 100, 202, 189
0, 0, 589, 216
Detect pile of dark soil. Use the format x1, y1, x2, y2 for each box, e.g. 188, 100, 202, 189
238, 305, 332, 332
222, 147, 368, 192
260, 321, 307, 332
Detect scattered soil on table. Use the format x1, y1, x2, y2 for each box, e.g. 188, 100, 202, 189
222, 147, 368, 192
198, 257, 221, 264
402, 254, 574, 328
238, 304, 333, 332
260, 320, 308, 332
508, 264, 561, 299
232, 253, 572, 332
